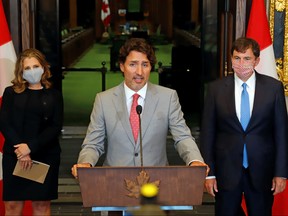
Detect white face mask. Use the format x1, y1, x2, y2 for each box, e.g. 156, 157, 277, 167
23, 67, 44, 84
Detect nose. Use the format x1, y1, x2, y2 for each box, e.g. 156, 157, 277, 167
235, 58, 245, 65
241, 59, 248, 65
135, 65, 143, 75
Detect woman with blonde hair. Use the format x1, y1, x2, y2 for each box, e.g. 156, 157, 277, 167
0, 48, 63, 216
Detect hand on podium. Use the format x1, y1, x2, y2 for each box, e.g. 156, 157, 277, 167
71, 163, 92, 179
189, 161, 210, 176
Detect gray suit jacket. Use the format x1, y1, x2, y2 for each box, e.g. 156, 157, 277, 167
78, 81, 203, 166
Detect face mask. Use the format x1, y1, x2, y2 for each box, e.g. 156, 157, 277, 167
232, 62, 254, 80
23, 67, 44, 84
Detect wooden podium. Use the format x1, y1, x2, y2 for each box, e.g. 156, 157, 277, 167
77, 166, 206, 211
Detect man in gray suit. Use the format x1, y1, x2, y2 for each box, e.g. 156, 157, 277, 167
72, 37, 208, 215
72, 38, 207, 172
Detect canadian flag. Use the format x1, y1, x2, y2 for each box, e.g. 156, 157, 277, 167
0, 1, 33, 215
246, 0, 278, 80
101, 0, 111, 28
0, 0, 16, 214
242, 0, 288, 215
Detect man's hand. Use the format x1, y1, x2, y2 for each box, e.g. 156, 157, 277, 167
71, 163, 92, 179
205, 178, 218, 197
272, 177, 286, 195
190, 161, 210, 176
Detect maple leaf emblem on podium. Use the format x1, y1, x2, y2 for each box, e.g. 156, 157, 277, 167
124, 170, 160, 199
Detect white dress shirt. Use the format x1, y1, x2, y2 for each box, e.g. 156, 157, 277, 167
124, 83, 147, 114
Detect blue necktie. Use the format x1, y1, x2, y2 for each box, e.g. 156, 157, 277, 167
240, 83, 250, 168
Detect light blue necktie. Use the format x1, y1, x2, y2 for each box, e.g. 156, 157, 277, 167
240, 83, 250, 168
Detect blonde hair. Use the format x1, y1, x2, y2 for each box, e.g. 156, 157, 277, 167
12, 48, 52, 93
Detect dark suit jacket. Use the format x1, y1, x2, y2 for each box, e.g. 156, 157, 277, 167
200, 72, 288, 192
0, 86, 63, 156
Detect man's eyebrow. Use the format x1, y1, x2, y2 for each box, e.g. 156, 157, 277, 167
129, 60, 150, 64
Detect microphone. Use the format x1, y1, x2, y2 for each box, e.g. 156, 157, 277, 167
136, 105, 143, 167
136, 105, 142, 115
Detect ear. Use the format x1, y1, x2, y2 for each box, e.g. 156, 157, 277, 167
254, 57, 260, 67
119, 63, 124, 73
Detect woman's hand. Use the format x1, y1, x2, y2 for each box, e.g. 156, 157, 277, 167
14, 143, 31, 159
18, 155, 33, 170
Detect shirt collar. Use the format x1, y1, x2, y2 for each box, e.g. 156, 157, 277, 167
124, 83, 147, 100
234, 72, 256, 88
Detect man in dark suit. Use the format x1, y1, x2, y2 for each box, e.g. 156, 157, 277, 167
200, 37, 288, 215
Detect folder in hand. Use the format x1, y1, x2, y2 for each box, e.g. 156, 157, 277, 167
13, 160, 50, 184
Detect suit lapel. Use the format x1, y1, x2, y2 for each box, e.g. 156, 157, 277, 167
112, 83, 135, 144
141, 83, 158, 139
112, 82, 159, 146
247, 72, 263, 131
225, 76, 243, 130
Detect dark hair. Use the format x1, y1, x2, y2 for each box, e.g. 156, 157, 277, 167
12, 48, 52, 93
118, 37, 157, 68
231, 37, 260, 58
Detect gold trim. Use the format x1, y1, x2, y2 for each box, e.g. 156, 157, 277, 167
270, 0, 275, 41
284, 1, 288, 94
276, 0, 285, 11
270, 0, 288, 95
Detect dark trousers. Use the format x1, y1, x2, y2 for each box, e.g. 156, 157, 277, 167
215, 168, 274, 216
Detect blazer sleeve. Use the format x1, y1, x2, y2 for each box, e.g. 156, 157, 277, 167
168, 89, 204, 164
273, 81, 288, 177
77, 93, 104, 165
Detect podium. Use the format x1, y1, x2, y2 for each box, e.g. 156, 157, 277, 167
77, 166, 206, 213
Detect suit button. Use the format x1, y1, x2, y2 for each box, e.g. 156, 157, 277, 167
134, 153, 138, 157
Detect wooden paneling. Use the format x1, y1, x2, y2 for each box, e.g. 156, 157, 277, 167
78, 166, 206, 207
21, 0, 31, 50
69, 0, 77, 28
62, 28, 95, 67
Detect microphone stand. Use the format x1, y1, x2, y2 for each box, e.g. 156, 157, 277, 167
125, 105, 160, 199
136, 105, 143, 167
139, 114, 143, 167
